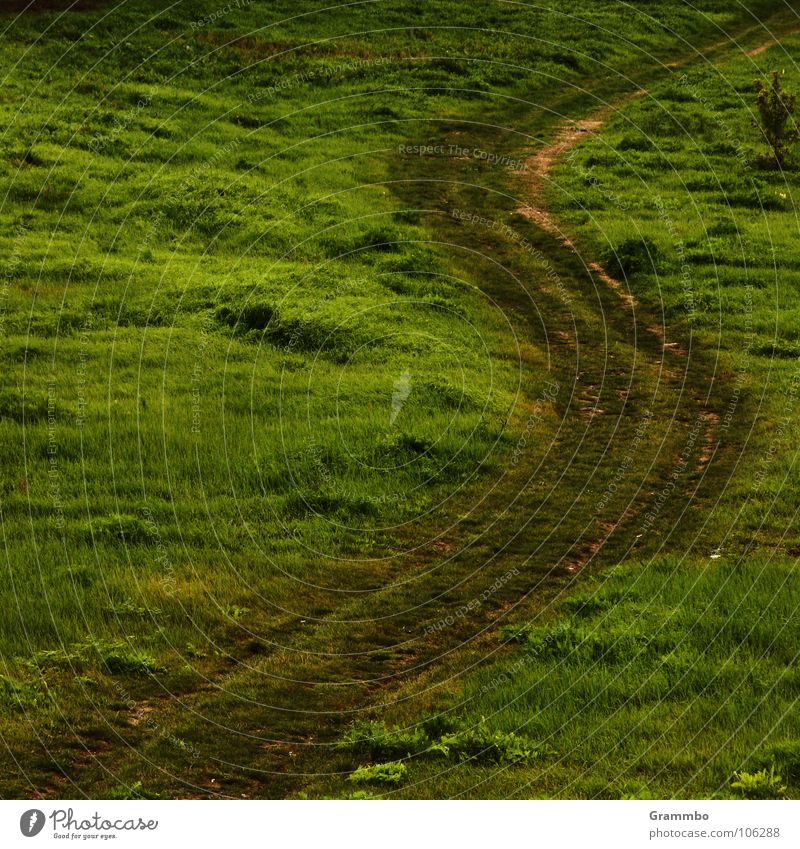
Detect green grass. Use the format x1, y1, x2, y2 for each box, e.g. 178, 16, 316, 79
0, 0, 798, 799
331, 557, 797, 798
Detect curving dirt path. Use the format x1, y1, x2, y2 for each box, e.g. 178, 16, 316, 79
515, 20, 800, 482
517, 101, 643, 323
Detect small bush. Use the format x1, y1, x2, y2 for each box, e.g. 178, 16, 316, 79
216, 300, 277, 333
753, 71, 797, 169
326, 225, 403, 258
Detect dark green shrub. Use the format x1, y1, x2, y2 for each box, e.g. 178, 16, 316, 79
753, 71, 797, 169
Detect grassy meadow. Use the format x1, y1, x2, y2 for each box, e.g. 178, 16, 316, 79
0, 0, 798, 799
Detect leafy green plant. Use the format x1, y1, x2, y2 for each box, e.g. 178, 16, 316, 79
438, 725, 541, 765
730, 766, 786, 799
753, 71, 797, 169
348, 761, 407, 784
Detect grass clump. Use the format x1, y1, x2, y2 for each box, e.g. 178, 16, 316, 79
0, 676, 42, 711
338, 721, 427, 760
100, 647, 163, 677
605, 236, 662, 277
26, 640, 163, 677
